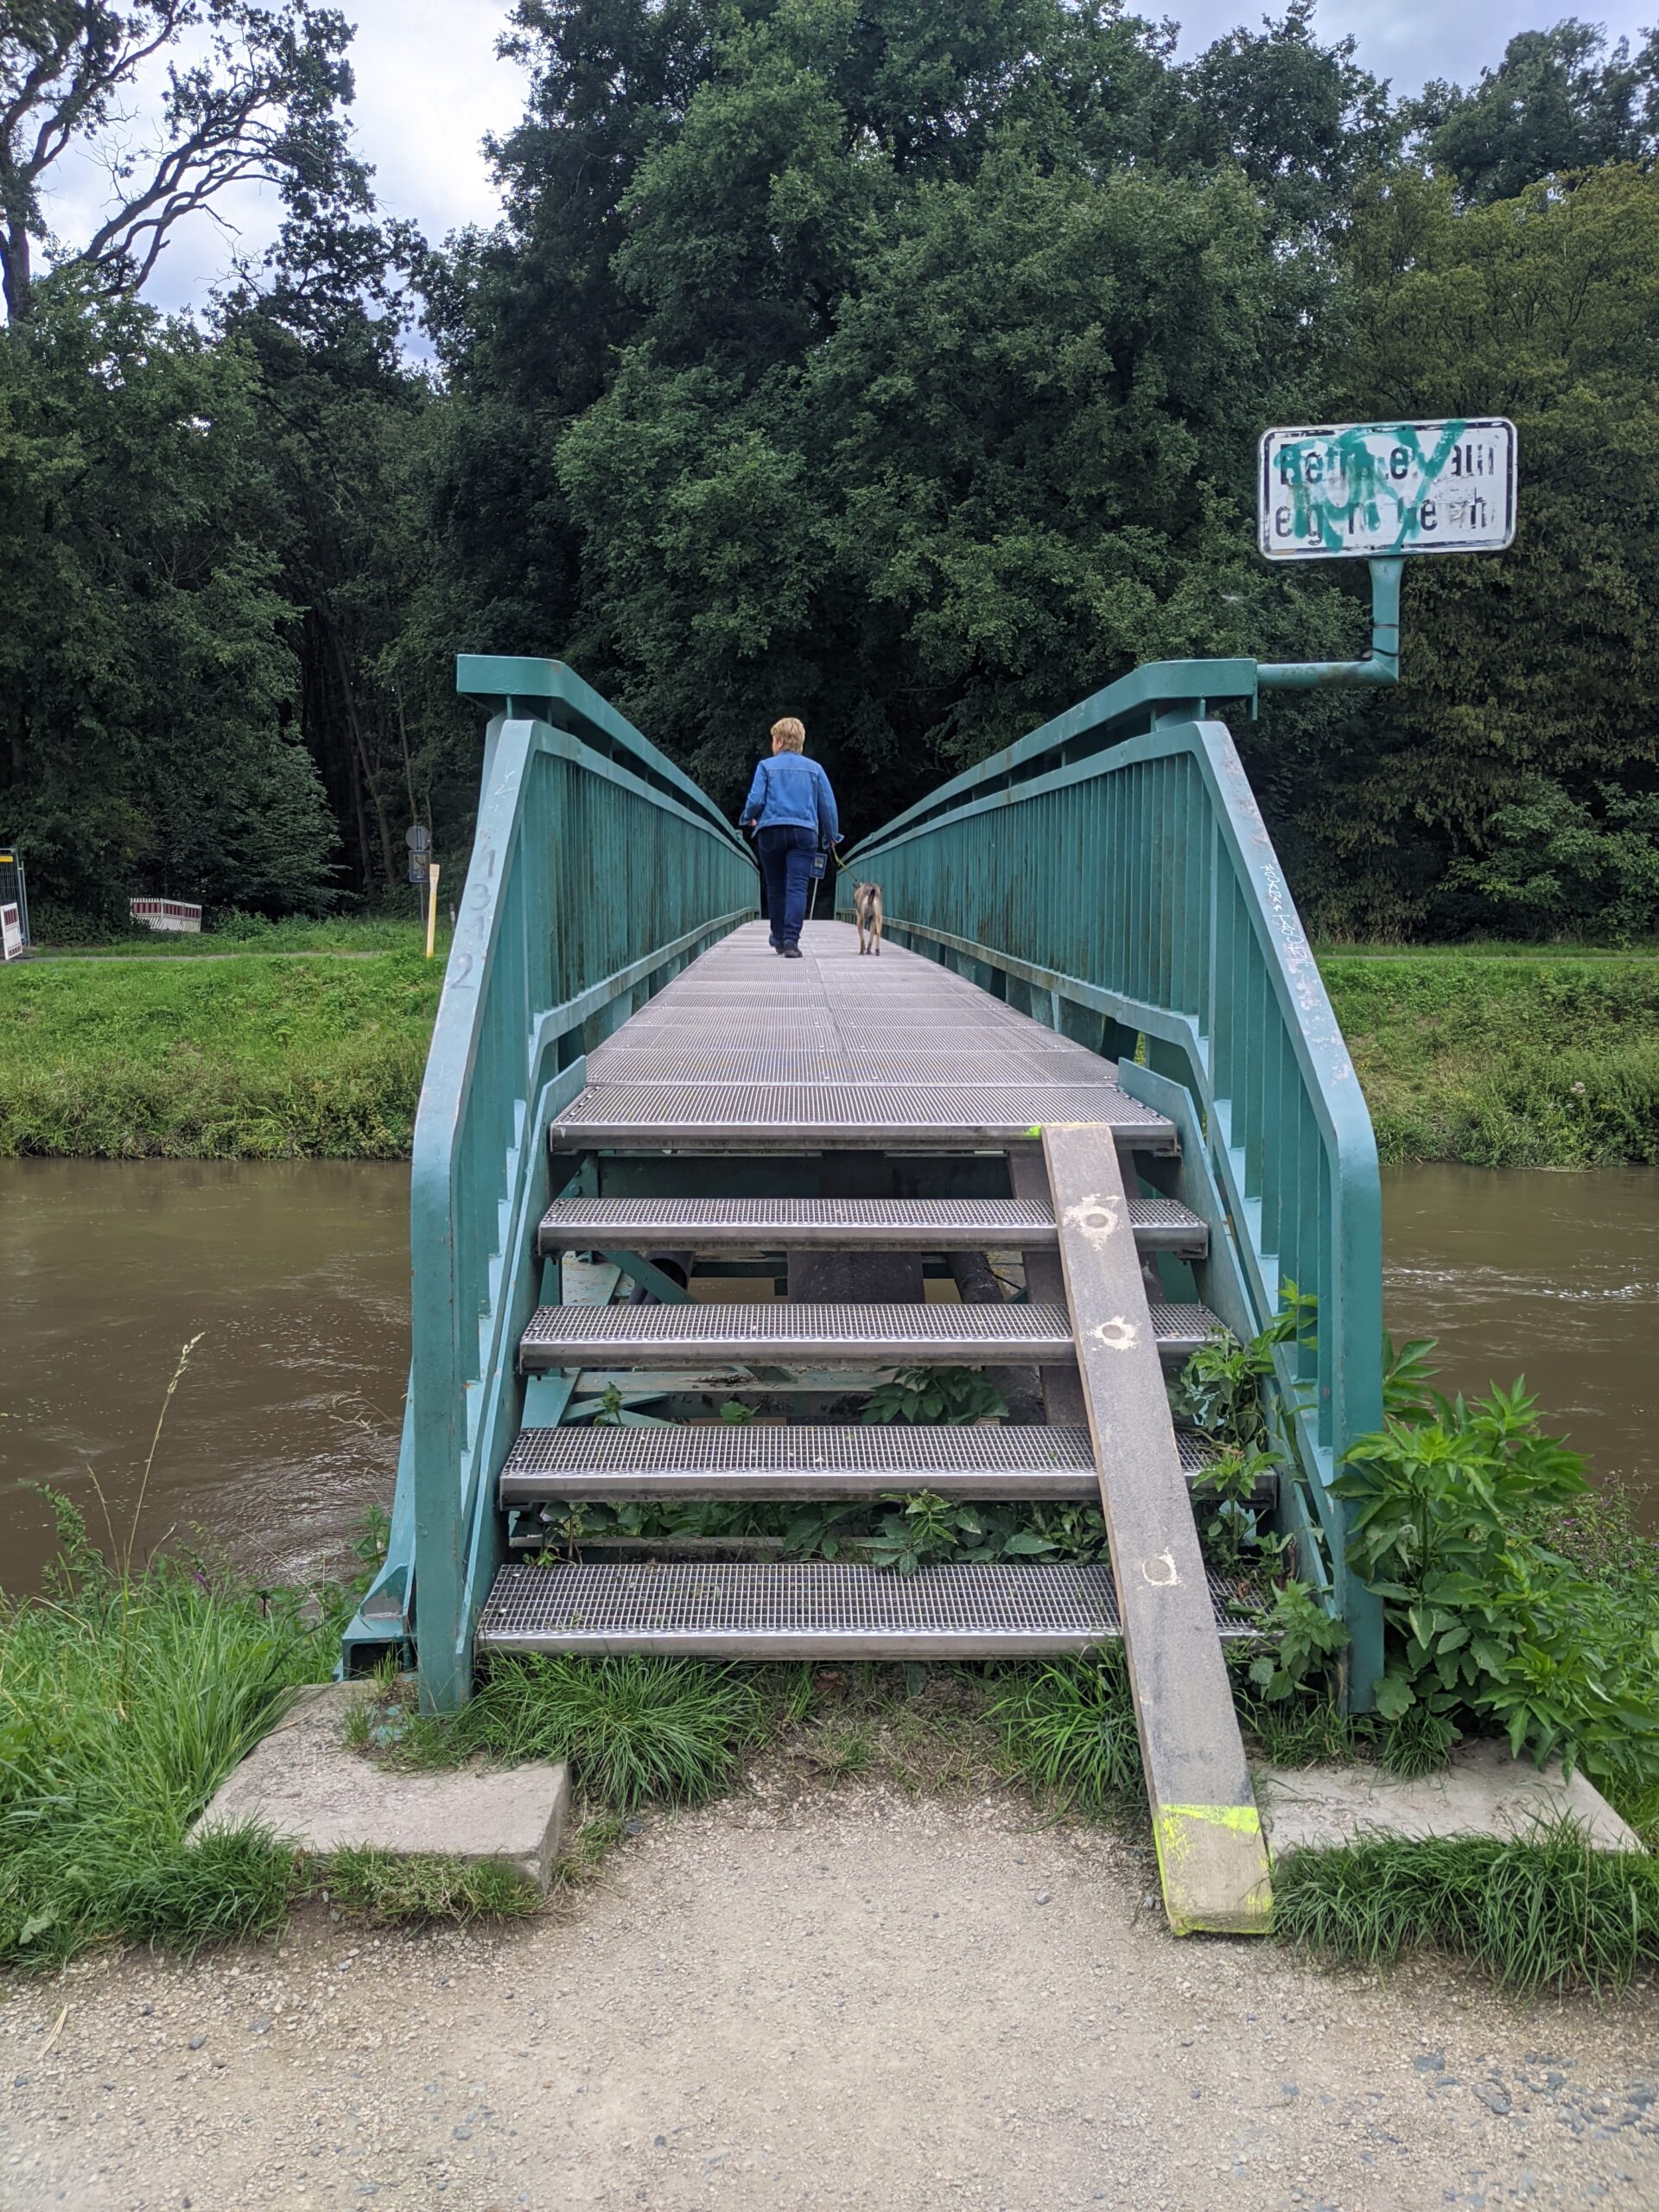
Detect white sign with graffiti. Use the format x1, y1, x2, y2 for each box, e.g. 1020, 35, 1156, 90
1259, 418, 1517, 561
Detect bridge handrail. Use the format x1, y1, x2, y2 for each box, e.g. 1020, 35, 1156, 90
840, 688, 1383, 1700
382, 659, 756, 1709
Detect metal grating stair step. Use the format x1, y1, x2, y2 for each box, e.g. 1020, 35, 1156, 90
548, 1084, 1177, 1154
537, 1194, 1207, 1257
499, 1422, 1238, 1504
476, 1559, 1266, 1659
518, 1301, 1225, 1370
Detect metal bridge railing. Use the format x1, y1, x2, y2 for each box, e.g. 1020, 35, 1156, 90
346, 658, 757, 1711
838, 664, 1385, 1702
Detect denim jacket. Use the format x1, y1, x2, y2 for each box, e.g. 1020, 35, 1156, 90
741, 752, 840, 845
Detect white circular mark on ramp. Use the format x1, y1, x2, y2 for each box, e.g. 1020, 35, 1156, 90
1092, 1315, 1137, 1351
1064, 1193, 1122, 1239
1141, 1550, 1182, 1587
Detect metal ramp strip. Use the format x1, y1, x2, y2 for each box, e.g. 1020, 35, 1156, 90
476, 1560, 1264, 1659
537, 1194, 1206, 1255
1044, 1121, 1273, 1938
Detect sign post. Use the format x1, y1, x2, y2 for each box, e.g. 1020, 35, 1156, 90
1254, 417, 1517, 695
406, 823, 432, 932
1259, 418, 1516, 562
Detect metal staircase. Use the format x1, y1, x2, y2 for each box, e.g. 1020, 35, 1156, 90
345, 650, 1386, 1943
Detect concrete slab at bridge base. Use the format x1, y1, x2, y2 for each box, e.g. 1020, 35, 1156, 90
190, 1683, 570, 1891
1255, 1739, 1643, 1859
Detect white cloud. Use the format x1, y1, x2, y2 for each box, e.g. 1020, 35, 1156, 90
1172, 2, 1654, 90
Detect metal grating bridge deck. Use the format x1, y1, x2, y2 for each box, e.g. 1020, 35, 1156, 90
476, 1560, 1266, 1659
518, 1300, 1224, 1370
550, 920, 1178, 1153
537, 1193, 1207, 1256
499, 1422, 1231, 1504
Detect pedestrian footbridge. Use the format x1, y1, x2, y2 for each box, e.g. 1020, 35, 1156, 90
345, 650, 1384, 1935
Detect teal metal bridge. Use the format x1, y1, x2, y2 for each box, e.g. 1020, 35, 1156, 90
343, 588, 1392, 1933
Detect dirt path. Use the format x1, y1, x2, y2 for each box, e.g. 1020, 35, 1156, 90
3, 1788, 1657, 2212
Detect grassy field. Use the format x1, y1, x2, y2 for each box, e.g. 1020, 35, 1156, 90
0, 919, 442, 1157
7, 923, 1659, 1165
1322, 955, 1659, 1167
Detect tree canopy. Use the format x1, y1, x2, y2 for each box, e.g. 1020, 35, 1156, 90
5, 3, 1659, 940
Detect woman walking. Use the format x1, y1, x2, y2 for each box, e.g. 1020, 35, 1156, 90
740, 716, 840, 958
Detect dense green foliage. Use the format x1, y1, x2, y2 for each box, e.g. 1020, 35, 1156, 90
7, 9, 1659, 935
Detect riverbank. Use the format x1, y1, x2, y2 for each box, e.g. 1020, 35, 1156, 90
5, 930, 1659, 1166
1317, 955, 1659, 1168
0, 931, 440, 1158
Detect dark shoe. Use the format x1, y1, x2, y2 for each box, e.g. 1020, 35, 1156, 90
782, 943, 803, 958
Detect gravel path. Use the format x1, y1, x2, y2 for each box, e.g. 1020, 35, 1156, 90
3, 1787, 1658, 2211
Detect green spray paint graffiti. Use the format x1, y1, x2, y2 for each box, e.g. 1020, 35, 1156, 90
1258, 418, 1516, 562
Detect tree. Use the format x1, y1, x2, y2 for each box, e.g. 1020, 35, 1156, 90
1287, 164, 1659, 934
0, 278, 337, 918
1179, 0, 1401, 238
1, 0, 365, 322
1416, 20, 1659, 205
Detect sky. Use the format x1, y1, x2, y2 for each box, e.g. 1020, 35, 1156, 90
33, 1, 1659, 321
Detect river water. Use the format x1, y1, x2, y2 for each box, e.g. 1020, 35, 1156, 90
2, 1159, 1655, 1597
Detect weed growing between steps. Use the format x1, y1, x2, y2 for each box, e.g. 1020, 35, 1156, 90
1273, 1827, 1659, 1995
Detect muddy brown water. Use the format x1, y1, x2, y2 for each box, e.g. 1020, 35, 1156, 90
2, 1158, 1656, 1599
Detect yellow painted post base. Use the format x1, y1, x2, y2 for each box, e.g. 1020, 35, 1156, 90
1154, 1802, 1274, 1936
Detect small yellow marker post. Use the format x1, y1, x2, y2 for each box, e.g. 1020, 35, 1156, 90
425, 862, 440, 958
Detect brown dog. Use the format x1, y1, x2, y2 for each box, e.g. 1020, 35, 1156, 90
853, 880, 884, 956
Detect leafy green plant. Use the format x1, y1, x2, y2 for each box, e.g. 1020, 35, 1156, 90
1244, 1577, 1351, 1702
1333, 1375, 1659, 1790
719, 1399, 757, 1425
862, 1366, 1007, 1426
1171, 1285, 1313, 1450
989, 1652, 1143, 1814
1272, 1825, 1659, 1995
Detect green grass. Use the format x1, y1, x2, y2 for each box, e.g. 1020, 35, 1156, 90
322, 1847, 542, 1924
7, 924, 1659, 1162
404, 1654, 776, 1812
35, 914, 435, 958
1272, 1827, 1659, 1994
1322, 952, 1659, 1166
0, 929, 442, 1157
988, 1651, 1144, 1814
0, 1513, 335, 1968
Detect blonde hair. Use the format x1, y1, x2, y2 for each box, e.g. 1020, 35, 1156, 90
770, 716, 806, 752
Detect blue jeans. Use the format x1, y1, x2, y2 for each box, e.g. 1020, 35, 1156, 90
756, 823, 817, 946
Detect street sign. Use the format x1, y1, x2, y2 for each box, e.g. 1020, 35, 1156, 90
405, 823, 430, 851
1260, 418, 1516, 561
